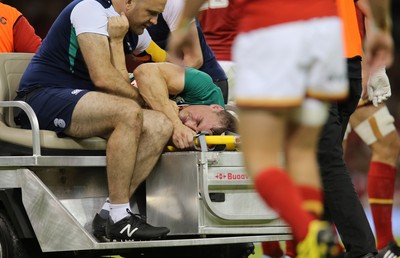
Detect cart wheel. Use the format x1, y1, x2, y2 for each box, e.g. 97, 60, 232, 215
0, 211, 28, 258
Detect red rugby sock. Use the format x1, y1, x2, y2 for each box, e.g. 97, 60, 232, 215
254, 167, 313, 242
368, 161, 396, 249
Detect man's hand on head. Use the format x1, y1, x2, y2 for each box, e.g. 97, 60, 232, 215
108, 12, 129, 43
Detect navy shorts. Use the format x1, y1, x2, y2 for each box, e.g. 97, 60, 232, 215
16, 87, 89, 134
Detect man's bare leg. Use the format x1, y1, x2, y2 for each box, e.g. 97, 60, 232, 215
67, 91, 170, 240
350, 104, 400, 251
239, 108, 326, 247
129, 109, 173, 195
64, 91, 142, 204
97, 110, 172, 214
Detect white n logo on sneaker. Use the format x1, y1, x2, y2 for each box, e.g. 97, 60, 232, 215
120, 224, 138, 237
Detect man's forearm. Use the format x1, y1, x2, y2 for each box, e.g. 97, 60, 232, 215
107, 56, 141, 101
78, 34, 140, 100
137, 76, 182, 127
176, 0, 206, 30
89, 13, 141, 101
97, 43, 139, 100
368, 0, 392, 31
181, 22, 203, 69
363, 0, 394, 71
109, 40, 130, 83
101, 64, 141, 101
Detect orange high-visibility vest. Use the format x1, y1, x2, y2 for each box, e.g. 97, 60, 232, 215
337, 0, 363, 58
0, 3, 22, 52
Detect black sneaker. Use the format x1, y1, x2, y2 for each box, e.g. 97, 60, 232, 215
376, 240, 400, 258
106, 209, 170, 241
92, 213, 107, 239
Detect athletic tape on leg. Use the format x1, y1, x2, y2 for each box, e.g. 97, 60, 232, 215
353, 106, 395, 145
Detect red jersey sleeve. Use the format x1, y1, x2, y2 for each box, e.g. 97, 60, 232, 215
13, 16, 42, 53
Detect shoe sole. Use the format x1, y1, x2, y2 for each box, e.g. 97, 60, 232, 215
109, 234, 168, 242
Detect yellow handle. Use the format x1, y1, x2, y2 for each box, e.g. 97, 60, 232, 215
194, 135, 240, 151
165, 135, 240, 151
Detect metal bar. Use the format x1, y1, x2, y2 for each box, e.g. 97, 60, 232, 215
0, 100, 41, 156
0, 156, 106, 167
89, 234, 293, 250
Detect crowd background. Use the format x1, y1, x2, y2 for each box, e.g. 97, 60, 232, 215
3, 0, 400, 238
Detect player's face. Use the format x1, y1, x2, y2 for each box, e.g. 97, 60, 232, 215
178, 105, 224, 134
125, 0, 166, 34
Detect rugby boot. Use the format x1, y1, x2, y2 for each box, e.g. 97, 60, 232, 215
376, 241, 400, 258
106, 209, 170, 241
296, 220, 336, 258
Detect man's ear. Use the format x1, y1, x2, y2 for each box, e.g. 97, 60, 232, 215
125, 0, 134, 11
210, 104, 224, 111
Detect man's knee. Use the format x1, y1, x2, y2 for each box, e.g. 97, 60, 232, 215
370, 130, 400, 159
353, 105, 396, 145
134, 63, 157, 79
143, 110, 173, 140
113, 99, 144, 129
154, 112, 173, 139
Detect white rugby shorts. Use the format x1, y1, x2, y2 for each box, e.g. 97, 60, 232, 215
233, 17, 348, 108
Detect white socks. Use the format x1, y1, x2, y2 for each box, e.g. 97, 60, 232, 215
109, 203, 130, 223
98, 198, 110, 219
99, 197, 140, 222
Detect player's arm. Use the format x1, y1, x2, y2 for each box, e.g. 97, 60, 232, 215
367, 0, 392, 32
364, 0, 393, 71
165, 0, 203, 68
73, 1, 141, 100
357, 0, 392, 106
176, 21, 203, 69
133, 29, 168, 63
166, 0, 206, 65
178, 0, 207, 26
134, 63, 195, 149
136, 24, 202, 68
13, 16, 42, 53
78, 33, 140, 100
134, 40, 168, 63
108, 13, 130, 83
356, 0, 373, 101
134, 63, 185, 123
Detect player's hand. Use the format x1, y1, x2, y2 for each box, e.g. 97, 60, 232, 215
367, 66, 391, 106
172, 123, 196, 149
107, 12, 129, 43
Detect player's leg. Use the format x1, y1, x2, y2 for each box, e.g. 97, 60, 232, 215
350, 104, 400, 253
